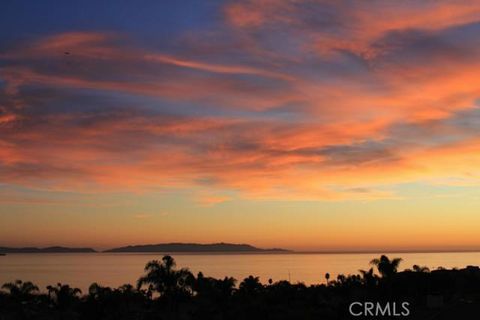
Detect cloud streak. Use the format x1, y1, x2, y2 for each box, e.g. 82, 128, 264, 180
2, 1, 480, 201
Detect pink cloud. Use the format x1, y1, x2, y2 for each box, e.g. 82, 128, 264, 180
2, 1, 480, 201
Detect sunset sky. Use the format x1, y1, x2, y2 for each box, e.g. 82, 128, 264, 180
1, 1, 480, 251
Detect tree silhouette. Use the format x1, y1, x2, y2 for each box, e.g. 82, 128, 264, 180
336, 274, 346, 285
412, 265, 430, 273
137, 255, 194, 299
370, 255, 402, 278
239, 275, 263, 295
88, 282, 112, 300
217, 276, 236, 297
1, 280, 38, 299
46, 282, 82, 308
195, 272, 236, 300
359, 268, 378, 287
1, 255, 480, 320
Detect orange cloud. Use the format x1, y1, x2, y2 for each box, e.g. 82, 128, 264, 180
2, 1, 480, 202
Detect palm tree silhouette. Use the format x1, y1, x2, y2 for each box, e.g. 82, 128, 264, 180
370, 255, 402, 278
239, 275, 263, 295
137, 255, 194, 299
325, 272, 330, 285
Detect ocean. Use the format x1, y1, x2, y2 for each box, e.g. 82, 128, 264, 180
1, 252, 480, 292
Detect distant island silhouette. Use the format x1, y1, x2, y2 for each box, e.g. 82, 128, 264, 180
0, 246, 96, 254
104, 242, 290, 253
0, 243, 289, 254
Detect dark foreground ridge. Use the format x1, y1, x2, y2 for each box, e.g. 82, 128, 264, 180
0, 246, 96, 253
2, 255, 480, 319
104, 242, 289, 253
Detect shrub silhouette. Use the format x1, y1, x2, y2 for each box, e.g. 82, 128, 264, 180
1, 280, 38, 300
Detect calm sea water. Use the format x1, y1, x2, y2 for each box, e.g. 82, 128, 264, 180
1, 252, 480, 292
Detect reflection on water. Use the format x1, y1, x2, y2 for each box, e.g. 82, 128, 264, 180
1, 252, 479, 291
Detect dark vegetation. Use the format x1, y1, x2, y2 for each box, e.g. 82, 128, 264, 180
1, 255, 480, 319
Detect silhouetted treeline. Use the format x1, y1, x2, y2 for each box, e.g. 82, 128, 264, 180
1, 255, 480, 319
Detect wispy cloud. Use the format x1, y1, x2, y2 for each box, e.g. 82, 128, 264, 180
2, 1, 480, 201
132, 213, 152, 220
195, 195, 231, 207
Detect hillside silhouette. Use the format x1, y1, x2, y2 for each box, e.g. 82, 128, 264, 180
104, 242, 289, 253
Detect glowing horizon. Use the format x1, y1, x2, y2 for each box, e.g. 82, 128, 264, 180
1, 1, 480, 251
